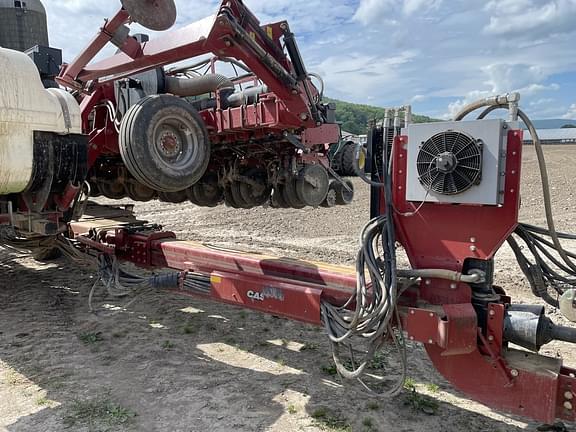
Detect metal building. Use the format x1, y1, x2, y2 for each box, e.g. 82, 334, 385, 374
0, 0, 48, 52
523, 128, 576, 145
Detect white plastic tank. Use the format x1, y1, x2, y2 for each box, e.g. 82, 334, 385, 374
0, 47, 81, 195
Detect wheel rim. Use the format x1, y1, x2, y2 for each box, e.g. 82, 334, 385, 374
152, 114, 202, 172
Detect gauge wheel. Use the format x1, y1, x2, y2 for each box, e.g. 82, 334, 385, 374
191, 173, 222, 207
239, 169, 271, 208
99, 181, 126, 199
158, 190, 188, 203
321, 183, 337, 208
296, 164, 329, 207
335, 179, 354, 205
283, 178, 305, 209
224, 185, 241, 208
126, 182, 156, 202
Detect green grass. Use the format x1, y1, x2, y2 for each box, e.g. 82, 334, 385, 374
287, 404, 297, 414
362, 417, 376, 431
182, 324, 195, 334
299, 342, 318, 351
366, 401, 380, 411
35, 396, 50, 406
403, 378, 439, 415
162, 340, 175, 350
311, 407, 352, 432
79, 331, 103, 345
320, 364, 338, 376
426, 383, 440, 394
64, 395, 136, 429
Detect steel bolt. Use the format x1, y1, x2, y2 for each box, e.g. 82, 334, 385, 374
410, 310, 415, 315
450, 283, 457, 289
510, 369, 519, 377
565, 391, 574, 400
428, 339, 433, 344
488, 335, 494, 341
564, 401, 573, 411
409, 336, 414, 341
470, 237, 477, 243
429, 312, 434, 317
489, 310, 496, 316
425, 279, 431, 285
470, 245, 477, 252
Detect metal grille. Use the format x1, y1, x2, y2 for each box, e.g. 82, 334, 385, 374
416, 131, 482, 195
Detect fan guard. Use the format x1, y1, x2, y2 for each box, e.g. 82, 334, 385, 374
416, 130, 482, 195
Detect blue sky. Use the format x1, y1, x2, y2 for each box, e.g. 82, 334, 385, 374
44, 0, 576, 120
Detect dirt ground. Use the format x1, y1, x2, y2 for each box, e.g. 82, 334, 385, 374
1, 145, 576, 431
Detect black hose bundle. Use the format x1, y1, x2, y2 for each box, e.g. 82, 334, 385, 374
508, 223, 576, 308
321, 135, 407, 396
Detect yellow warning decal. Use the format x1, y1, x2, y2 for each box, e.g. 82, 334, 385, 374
210, 275, 222, 284
266, 26, 273, 39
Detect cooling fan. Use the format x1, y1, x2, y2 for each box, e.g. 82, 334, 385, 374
416, 130, 483, 195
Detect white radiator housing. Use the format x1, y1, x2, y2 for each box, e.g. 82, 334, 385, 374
405, 119, 509, 206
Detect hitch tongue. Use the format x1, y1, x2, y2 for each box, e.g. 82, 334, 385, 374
503, 304, 576, 351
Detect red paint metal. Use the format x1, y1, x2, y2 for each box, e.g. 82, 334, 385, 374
392, 131, 523, 271
210, 271, 323, 325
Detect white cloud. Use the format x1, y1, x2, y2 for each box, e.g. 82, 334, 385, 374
38, 0, 576, 121
353, 0, 443, 25
482, 63, 546, 94
564, 104, 576, 120
484, 0, 576, 39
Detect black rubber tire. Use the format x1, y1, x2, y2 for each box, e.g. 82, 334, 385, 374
341, 142, 362, 176
283, 178, 305, 209
335, 179, 355, 205
99, 182, 126, 199
119, 94, 210, 192
224, 185, 241, 208
270, 185, 289, 208
239, 169, 271, 208
126, 182, 156, 202
229, 181, 251, 209
190, 173, 221, 207
296, 164, 329, 207
321, 183, 337, 208
186, 185, 201, 205
88, 181, 101, 197
158, 190, 188, 203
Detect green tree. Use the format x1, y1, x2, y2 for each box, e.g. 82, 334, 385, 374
325, 97, 438, 135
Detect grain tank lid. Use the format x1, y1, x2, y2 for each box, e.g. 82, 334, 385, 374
0, 0, 46, 14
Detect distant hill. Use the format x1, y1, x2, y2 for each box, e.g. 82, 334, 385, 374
520, 119, 576, 130
326, 97, 438, 135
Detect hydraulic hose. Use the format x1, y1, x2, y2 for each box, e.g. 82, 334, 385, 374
396, 269, 482, 283
453, 92, 520, 121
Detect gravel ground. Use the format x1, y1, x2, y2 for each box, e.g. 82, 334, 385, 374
1, 145, 575, 431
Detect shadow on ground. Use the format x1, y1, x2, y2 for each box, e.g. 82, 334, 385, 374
0, 252, 552, 432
